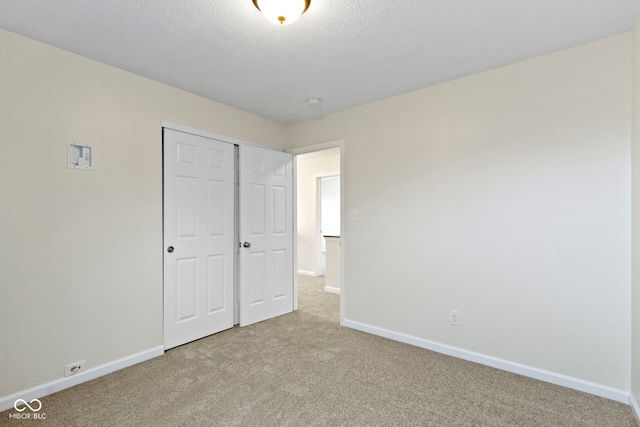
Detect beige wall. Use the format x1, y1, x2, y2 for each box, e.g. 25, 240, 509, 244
0, 29, 284, 397
286, 34, 632, 390
296, 149, 340, 275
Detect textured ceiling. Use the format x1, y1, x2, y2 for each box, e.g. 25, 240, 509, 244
0, 0, 638, 124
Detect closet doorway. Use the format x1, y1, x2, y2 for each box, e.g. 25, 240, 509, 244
163, 126, 294, 349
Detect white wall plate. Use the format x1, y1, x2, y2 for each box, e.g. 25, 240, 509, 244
68, 142, 93, 170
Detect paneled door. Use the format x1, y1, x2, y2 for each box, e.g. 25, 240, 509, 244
163, 129, 235, 349
239, 145, 294, 326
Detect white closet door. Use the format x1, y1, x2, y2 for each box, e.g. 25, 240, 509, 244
239, 145, 294, 326
163, 129, 235, 349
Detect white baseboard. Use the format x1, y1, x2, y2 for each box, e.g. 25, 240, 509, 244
324, 286, 340, 294
630, 393, 640, 424
297, 270, 315, 276
0, 346, 164, 412
341, 319, 630, 404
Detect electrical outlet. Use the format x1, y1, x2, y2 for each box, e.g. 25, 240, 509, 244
64, 360, 86, 377
450, 310, 460, 326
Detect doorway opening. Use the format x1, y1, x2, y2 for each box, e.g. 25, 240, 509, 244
290, 142, 344, 321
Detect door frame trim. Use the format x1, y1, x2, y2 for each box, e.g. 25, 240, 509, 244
288, 140, 346, 325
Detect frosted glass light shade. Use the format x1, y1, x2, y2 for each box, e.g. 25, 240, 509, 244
252, 0, 310, 25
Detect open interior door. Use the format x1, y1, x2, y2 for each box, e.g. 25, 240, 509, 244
239, 145, 294, 326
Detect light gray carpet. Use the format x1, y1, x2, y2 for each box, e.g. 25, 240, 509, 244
2, 275, 637, 426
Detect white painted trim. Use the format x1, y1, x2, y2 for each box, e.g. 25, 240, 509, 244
324, 286, 341, 294
292, 156, 298, 312
0, 346, 164, 412
315, 176, 323, 276
161, 121, 284, 152
341, 319, 630, 404
630, 393, 640, 424
297, 270, 316, 276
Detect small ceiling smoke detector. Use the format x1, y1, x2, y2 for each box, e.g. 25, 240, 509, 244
307, 97, 321, 107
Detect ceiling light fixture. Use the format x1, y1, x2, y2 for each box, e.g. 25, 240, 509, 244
252, 0, 311, 25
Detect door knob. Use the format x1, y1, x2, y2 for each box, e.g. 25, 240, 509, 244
167, 246, 174, 253
243, 242, 251, 248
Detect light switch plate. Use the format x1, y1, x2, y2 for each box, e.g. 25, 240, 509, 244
347, 209, 358, 222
